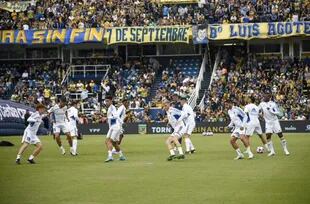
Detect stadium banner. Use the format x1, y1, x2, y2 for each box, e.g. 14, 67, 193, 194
208, 21, 310, 40
105, 26, 191, 45
0, 100, 48, 136
77, 123, 140, 135
147, 122, 230, 134
192, 25, 208, 44
0, 28, 105, 44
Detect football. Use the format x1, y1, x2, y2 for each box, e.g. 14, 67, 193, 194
256, 146, 264, 153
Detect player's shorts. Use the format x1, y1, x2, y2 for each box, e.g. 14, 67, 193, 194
53, 123, 69, 134
184, 122, 195, 135
265, 120, 282, 134
22, 130, 41, 144
106, 126, 121, 142
171, 124, 185, 139
245, 123, 263, 136
231, 127, 245, 138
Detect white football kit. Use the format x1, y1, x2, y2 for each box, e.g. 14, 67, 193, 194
244, 103, 263, 136
106, 104, 122, 142
259, 101, 282, 134
228, 106, 247, 138
22, 111, 43, 144
178, 103, 196, 135
48, 104, 69, 134
167, 107, 185, 138
117, 104, 126, 135
67, 106, 79, 137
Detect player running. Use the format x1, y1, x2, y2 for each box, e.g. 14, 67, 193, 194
164, 101, 185, 161
177, 96, 196, 154
244, 98, 270, 152
16, 104, 46, 164
259, 94, 290, 156
48, 97, 73, 155
67, 101, 80, 156
104, 96, 126, 162
227, 103, 254, 160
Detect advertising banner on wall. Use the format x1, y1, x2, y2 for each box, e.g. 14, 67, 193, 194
105, 26, 191, 45
208, 21, 310, 41
0, 100, 47, 135
0, 28, 105, 44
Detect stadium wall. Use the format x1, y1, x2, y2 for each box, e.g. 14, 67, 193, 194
0, 100, 48, 136
78, 121, 310, 135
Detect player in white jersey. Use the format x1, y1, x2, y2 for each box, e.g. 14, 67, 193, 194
227, 103, 254, 160
178, 96, 196, 154
117, 99, 129, 145
244, 98, 269, 152
259, 94, 290, 156
112, 99, 129, 154
48, 97, 72, 155
104, 96, 126, 162
164, 101, 185, 161
67, 101, 80, 156
16, 104, 46, 164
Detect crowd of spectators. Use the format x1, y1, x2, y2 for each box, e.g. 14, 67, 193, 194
152, 58, 197, 108
0, 0, 309, 30
200, 49, 310, 122
0, 57, 161, 123
0, 61, 66, 106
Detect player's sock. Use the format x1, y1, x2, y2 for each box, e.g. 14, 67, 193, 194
177, 146, 184, 155
28, 155, 34, 160
264, 144, 270, 152
16, 154, 21, 160
108, 150, 113, 158
184, 138, 191, 152
246, 147, 254, 159
267, 141, 275, 154
189, 139, 195, 150
72, 138, 78, 154
236, 148, 242, 156
169, 149, 175, 156
280, 139, 290, 155
60, 146, 65, 154
118, 150, 124, 157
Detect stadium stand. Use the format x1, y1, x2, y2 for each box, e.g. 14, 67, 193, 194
0, 0, 309, 30
0, 0, 309, 126
200, 48, 310, 121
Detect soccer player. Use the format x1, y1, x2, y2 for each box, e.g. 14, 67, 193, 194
112, 99, 129, 154
104, 96, 126, 162
244, 98, 270, 152
16, 104, 46, 164
259, 94, 290, 156
67, 101, 80, 156
164, 101, 185, 161
227, 103, 254, 160
48, 97, 72, 155
117, 98, 129, 145
177, 96, 196, 154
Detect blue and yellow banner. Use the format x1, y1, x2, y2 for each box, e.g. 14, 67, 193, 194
0, 28, 104, 44
0, 22, 309, 45
208, 21, 310, 41
105, 26, 191, 45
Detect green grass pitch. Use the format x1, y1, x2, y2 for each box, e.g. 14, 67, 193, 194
0, 133, 310, 204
